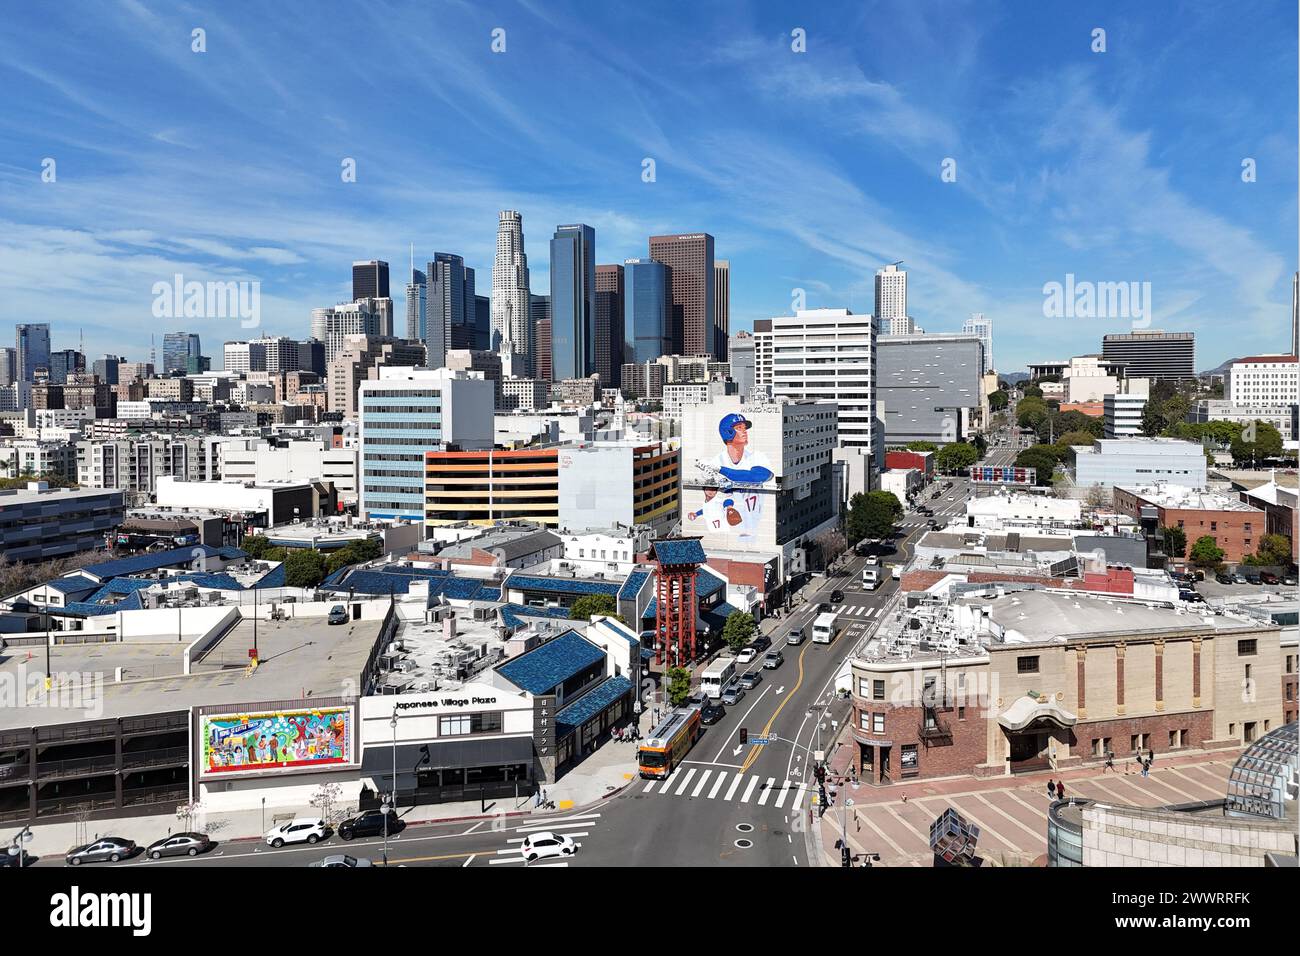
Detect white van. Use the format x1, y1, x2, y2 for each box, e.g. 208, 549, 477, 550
812, 612, 839, 644
700, 656, 737, 700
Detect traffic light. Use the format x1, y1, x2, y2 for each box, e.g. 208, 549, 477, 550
739, 728, 748, 745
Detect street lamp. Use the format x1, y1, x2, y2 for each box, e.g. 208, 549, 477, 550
384, 710, 398, 866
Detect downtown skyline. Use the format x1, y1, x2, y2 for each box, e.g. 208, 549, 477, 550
1, 0, 1296, 371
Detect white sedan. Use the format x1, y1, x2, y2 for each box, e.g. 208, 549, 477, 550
521, 831, 577, 863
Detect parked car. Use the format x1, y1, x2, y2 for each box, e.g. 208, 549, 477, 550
739, 671, 763, 690
146, 832, 211, 860
763, 650, 784, 670
1178, 589, 1206, 604
1232, 571, 1249, 584
786, 628, 804, 646
338, 809, 404, 840
750, 635, 771, 653
700, 702, 726, 725
66, 837, 137, 866
310, 854, 372, 868
721, 682, 746, 706
1243, 571, 1263, 585
1283, 574, 1298, 587
1259, 571, 1280, 586
736, 647, 757, 664
327, 604, 348, 625
830, 590, 845, 603
265, 818, 328, 848
1215, 572, 1234, 585
520, 831, 576, 863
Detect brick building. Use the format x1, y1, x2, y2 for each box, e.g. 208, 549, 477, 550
1113, 483, 1267, 563
884, 449, 934, 481
847, 589, 1284, 785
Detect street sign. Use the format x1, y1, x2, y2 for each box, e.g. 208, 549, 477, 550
747, 736, 771, 745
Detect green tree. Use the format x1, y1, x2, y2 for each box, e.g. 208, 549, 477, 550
241, 535, 273, 559
283, 549, 328, 588
1014, 447, 1058, 486
1022, 384, 1044, 399
325, 537, 386, 575
1230, 421, 1284, 467
846, 491, 901, 544
935, 442, 978, 474
569, 593, 619, 621
905, 441, 938, 452
1160, 525, 1187, 559
1245, 533, 1293, 567
666, 667, 692, 707
1188, 535, 1225, 569
1016, 396, 1049, 433
988, 390, 1009, 411
722, 610, 756, 652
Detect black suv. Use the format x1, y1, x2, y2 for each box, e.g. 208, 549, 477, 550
700, 703, 726, 725
338, 809, 404, 840
830, 589, 845, 603
750, 635, 771, 653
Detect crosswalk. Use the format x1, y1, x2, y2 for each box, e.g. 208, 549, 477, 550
486, 811, 601, 867
641, 768, 809, 809
831, 603, 878, 618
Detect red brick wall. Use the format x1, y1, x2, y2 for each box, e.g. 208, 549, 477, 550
1284, 672, 1298, 726
885, 450, 933, 480
1069, 710, 1215, 760
1114, 488, 1266, 563
851, 699, 987, 783
706, 557, 769, 593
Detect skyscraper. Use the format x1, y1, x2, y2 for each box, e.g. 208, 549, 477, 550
1291, 271, 1298, 359
714, 259, 731, 360
426, 253, 475, 368
874, 263, 912, 336
648, 233, 715, 357
492, 210, 532, 373
352, 260, 390, 300
48, 349, 84, 385
594, 264, 624, 387
550, 223, 596, 382
530, 294, 552, 382
15, 324, 51, 384
405, 267, 426, 342
162, 332, 201, 374
92, 355, 120, 386
1101, 331, 1196, 381
961, 314, 994, 375
623, 258, 671, 365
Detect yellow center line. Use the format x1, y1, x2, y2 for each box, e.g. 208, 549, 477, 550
740, 641, 810, 773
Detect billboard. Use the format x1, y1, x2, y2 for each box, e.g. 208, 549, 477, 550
200, 706, 354, 775
969, 466, 1035, 485
681, 399, 784, 549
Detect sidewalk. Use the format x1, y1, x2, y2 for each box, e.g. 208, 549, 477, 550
16, 717, 650, 859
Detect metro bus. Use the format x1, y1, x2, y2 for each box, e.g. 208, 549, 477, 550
637, 706, 702, 779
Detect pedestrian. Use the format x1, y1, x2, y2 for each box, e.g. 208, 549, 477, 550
1147, 748, 1156, 767
1047, 778, 1056, 800
1056, 781, 1065, 801
901, 793, 908, 804
1141, 758, 1150, 778
1104, 752, 1115, 772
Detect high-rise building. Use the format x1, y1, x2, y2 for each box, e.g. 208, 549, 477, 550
0, 348, 15, 387
622, 258, 671, 366
594, 264, 625, 388
162, 332, 202, 374
763, 309, 879, 491
728, 330, 756, 401
445, 349, 503, 408
314, 300, 385, 365
877, 332, 986, 445
648, 232, 715, 357
550, 224, 596, 382
534, 319, 552, 384
326, 334, 427, 417
529, 294, 551, 378
1225, 355, 1299, 405
492, 210, 532, 373
714, 259, 730, 360
474, 294, 491, 351
874, 264, 909, 336
310, 308, 330, 344
352, 260, 390, 301
405, 267, 426, 342
92, 355, 120, 386
1291, 271, 1298, 359
358, 367, 494, 521
48, 349, 84, 385
1101, 331, 1195, 381
962, 314, 994, 375
223, 340, 268, 373
15, 324, 51, 384
426, 253, 475, 368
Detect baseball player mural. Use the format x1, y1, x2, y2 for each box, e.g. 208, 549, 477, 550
686, 411, 776, 544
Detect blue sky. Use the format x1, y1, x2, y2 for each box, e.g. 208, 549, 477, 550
1, 0, 1296, 373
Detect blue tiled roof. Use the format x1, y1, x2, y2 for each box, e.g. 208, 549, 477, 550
47, 576, 98, 595
618, 570, 651, 601
507, 574, 621, 598
255, 563, 286, 589
217, 546, 248, 560
642, 597, 657, 620
86, 577, 155, 604
496, 631, 605, 695
83, 545, 221, 581
498, 603, 572, 630
177, 572, 244, 591
322, 569, 411, 595
649, 539, 706, 566
701, 601, 741, 633
557, 676, 634, 736
695, 569, 726, 599
475, 586, 501, 602
62, 601, 119, 617
589, 617, 639, 650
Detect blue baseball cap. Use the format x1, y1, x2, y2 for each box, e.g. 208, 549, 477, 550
719, 412, 753, 442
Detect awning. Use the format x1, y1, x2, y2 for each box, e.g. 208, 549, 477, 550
360, 736, 534, 786
997, 695, 1078, 732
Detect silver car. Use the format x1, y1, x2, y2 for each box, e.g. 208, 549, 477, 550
66, 836, 137, 865
310, 854, 373, 868
721, 682, 745, 705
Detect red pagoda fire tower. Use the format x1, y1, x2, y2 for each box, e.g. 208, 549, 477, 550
649, 538, 706, 667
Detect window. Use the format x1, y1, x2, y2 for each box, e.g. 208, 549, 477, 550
858, 678, 871, 699
439, 712, 503, 737
1017, 656, 1039, 674
1210, 521, 1217, 532
1238, 639, 1257, 656
859, 711, 871, 730
1092, 738, 1103, 757
873, 713, 885, 734
873, 680, 885, 701
1228, 722, 1235, 737
1244, 663, 1251, 681
1244, 722, 1257, 743
958, 706, 966, 721
900, 744, 918, 771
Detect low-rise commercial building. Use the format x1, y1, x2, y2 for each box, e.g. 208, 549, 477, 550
1072, 437, 1207, 489
1113, 484, 1267, 563
0, 483, 123, 563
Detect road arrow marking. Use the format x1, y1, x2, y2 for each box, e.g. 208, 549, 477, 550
776, 686, 785, 694
733, 745, 743, 756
